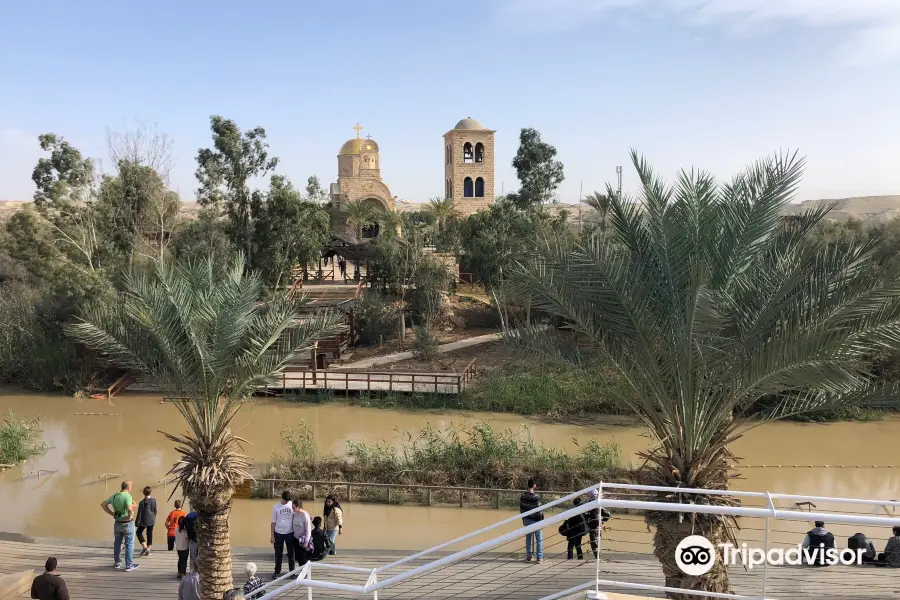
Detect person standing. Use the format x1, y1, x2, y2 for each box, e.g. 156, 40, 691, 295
270, 491, 296, 579
585, 489, 611, 559
323, 494, 343, 555
100, 480, 139, 572
165, 499, 186, 551
177, 560, 201, 600
519, 479, 544, 563
174, 517, 190, 579
30, 557, 69, 600
560, 497, 589, 560
185, 509, 199, 562
292, 500, 312, 568
135, 485, 157, 557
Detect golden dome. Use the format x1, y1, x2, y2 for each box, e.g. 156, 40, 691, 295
338, 137, 379, 156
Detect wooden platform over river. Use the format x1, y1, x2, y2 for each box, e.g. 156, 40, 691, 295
1, 538, 897, 599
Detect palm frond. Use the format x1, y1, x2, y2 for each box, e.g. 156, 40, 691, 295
66, 253, 344, 502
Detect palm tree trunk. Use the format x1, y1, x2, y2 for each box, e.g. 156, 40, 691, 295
649, 512, 732, 599
195, 498, 234, 600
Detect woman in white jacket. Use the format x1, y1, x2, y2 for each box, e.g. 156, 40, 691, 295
323, 494, 344, 555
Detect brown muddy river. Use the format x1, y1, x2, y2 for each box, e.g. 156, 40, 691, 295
2, 391, 899, 553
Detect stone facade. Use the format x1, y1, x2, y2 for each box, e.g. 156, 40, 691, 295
330, 127, 395, 238
443, 118, 496, 216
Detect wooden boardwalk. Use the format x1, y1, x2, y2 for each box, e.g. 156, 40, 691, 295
1, 539, 898, 599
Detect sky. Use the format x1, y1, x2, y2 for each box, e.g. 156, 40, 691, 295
1, 0, 899, 204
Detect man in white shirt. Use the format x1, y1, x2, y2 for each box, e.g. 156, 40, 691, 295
270, 491, 296, 578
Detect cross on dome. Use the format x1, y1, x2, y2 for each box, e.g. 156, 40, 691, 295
352, 123, 363, 138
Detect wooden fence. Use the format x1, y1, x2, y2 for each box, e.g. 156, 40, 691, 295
279, 358, 477, 396
239, 477, 574, 509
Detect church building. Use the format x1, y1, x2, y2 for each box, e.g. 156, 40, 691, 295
329, 118, 496, 240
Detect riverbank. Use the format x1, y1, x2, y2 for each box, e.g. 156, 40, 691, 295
263, 420, 630, 505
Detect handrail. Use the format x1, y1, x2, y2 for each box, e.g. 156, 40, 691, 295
378, 482, 600, 571
252, 481, 900, 600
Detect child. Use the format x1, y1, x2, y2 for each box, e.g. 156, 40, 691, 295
165, 499, 186, 552
135, 485, 157, 557
175, 516, 189, 578
308, 516, 334, 562
559, 497, 589, 560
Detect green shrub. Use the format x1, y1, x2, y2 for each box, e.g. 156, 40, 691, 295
354, 293, 399, 345
263, 420, 628, 504
411, 324, 439, 360
0, 411, 47, 464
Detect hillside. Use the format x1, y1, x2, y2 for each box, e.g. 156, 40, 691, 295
4, 195, 900, 226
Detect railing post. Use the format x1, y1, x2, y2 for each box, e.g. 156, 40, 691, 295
763, 491, 776, 600
427, 488, 432, 506
348, 484, 353, 503
366, 568, 378, 600
495, 490, 501, 509
595, 483, 603, 598
312, 483, 316, 501
387, 486, 392, 504
459, 488, 464, 507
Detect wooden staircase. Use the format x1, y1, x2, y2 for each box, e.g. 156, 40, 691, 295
89, 371, 136, 398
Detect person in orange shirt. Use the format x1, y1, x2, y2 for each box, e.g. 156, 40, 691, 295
164, 500, 186, 552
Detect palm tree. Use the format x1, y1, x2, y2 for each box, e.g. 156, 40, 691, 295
584, 190, 613, 231
427, 196, 459, 234
343, 199, 378, 240
507, 151, 900, 598
66, 256, 343, 600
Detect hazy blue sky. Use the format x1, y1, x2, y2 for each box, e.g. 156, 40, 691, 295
1, 0, 898, 203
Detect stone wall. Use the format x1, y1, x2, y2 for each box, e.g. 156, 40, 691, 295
443, 129, 495, 216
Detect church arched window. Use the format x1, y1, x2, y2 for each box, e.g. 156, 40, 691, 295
463, 142, 473, 164
464, 177, 474, 198
474, 177, 485, 198
474, 143, 484, 163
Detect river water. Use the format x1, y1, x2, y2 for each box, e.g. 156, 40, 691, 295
2, 391, 899, 553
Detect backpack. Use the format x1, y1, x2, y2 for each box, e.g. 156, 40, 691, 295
185, 512, 198, 541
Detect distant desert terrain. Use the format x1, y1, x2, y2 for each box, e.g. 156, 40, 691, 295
4, 195, 900, 226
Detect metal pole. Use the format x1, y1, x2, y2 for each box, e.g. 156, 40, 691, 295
595, 484, 603, 598
762, 517, 770, 599
616, 166, 623, 199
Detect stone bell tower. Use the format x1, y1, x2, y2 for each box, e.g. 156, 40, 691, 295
443, 117, 495, 216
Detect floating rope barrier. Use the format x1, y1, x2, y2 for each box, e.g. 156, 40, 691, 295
736, 464, 894, 468
74, 412, 121, 416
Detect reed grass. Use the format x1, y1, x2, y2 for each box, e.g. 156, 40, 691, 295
261, 420, 629, 506
0, 411, 47, 465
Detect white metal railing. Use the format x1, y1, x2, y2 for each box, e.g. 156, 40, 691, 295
254, 482, 900, 600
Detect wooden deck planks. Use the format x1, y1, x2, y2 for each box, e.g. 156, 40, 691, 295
0, 539, 898, 599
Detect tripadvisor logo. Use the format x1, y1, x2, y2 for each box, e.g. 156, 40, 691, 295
675, 535, 866, 575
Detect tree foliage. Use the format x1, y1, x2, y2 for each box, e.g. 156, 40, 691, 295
65, 255, 344, 599
251, 175, 330, 287
195, 116, 278, 260
508, 128, 565, 208
506, 150, 900, 596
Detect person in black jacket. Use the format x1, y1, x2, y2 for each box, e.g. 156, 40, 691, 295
559, 498, 589, 559
519, 479, 544, 563
585, 489, 611, 559
802, 521, 835, 566
30, 557, 69, 600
